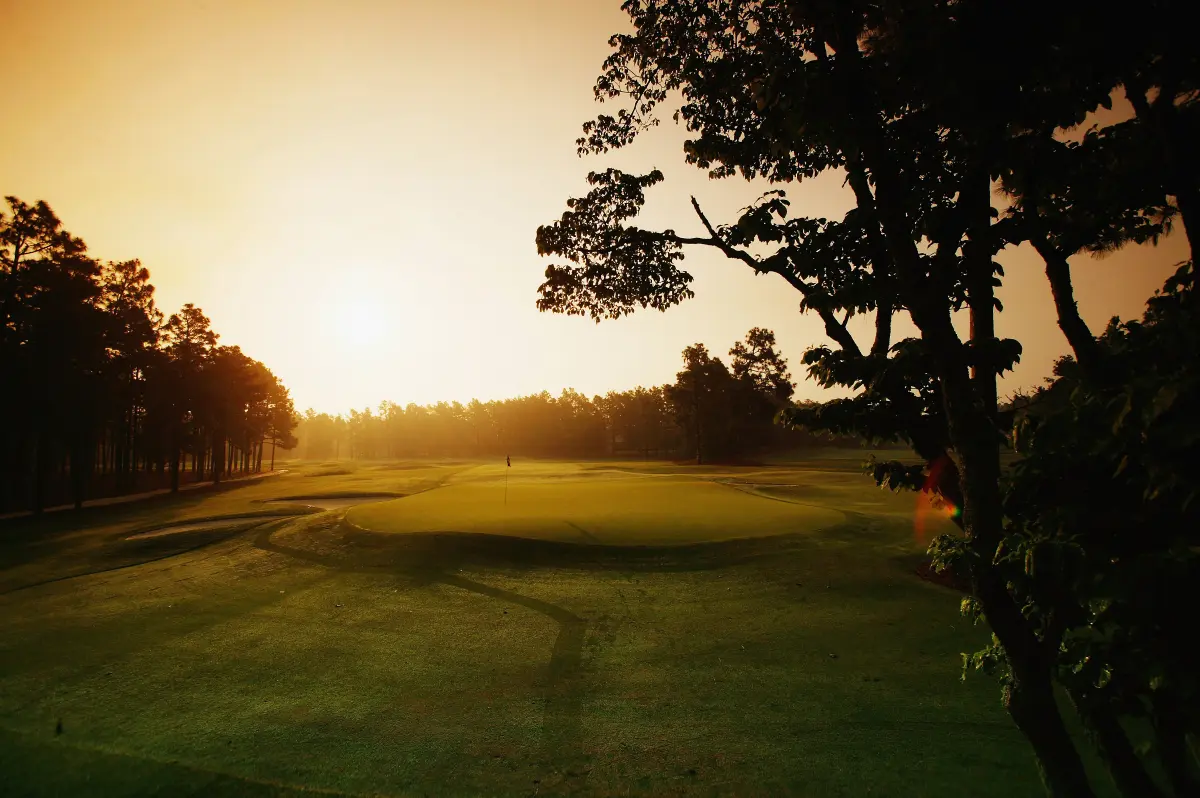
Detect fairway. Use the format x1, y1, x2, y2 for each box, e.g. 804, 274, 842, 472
0, 457, 1101, 797
350, 466, 844, 546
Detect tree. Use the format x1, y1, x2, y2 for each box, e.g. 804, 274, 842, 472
534, 3, 1195, 795
2, 198, 296, 511
980, 264, 1200, 798
264, 379, 298, 470
729, 327, 794, 405
1, 197, 102, 512
98, 259, 162, 495
161, 303, 218, 491
665, 344, 734, 463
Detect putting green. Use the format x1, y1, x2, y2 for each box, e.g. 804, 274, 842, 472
347, 471, 844, 546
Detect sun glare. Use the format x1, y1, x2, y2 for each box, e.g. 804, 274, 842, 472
333, 299, 389, 350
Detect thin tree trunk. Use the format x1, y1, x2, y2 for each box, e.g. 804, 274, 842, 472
1069, 692, 1165, 798
1152, 696, 1200, 798
71, 431, 87, 510
31, 426, 46, 515
1174, 188, 1200, 268
965, 171, 998, 421
915, 259, 1097, 798
169, 423, 181, 493
1031, 236, 1104, 377
1002, 667, 1097, 798
211, 432, 223, 485
0, 428, 8, 514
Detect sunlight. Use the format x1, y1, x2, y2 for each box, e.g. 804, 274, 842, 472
332, 298, 389, 350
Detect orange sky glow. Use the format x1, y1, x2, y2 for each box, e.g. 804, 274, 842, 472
2, 0, 1189, 413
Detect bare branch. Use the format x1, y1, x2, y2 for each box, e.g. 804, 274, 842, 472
1029, 233, 1104, 376
684, 197, 864, 358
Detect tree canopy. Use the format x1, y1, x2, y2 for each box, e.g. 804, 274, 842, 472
1, 196, 298, 513
535, 2, 1198, 795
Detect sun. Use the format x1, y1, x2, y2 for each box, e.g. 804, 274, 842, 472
332, 298, 389, 350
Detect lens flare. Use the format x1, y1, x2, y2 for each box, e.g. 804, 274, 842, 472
914, 454, 959, 544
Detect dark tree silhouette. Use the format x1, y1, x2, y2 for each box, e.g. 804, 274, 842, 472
730, 327, 795, 405
534, 3, 1197, 795
0, 197, 298, 514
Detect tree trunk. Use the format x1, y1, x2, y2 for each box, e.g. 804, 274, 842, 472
1173, 187, 1200, 269
169, 423, 181, 493
0, 429, 9, 514
850, 125, 1099, 796
1003, 669, 1097, 798
211, 432, 223, 485
919, 270, 1097, 798
31, 426, 46, 515
964, 170, 998, 421
1031, 236, 1104, 377
1152, 696, 1200, 798
1069, 692, 1165, 798
71, 431, 87, 511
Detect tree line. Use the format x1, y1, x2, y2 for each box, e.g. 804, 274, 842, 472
295, 327, 861, 463
1, 197, 298, 514
536, 2, 1197, 796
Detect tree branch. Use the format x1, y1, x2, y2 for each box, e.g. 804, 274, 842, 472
684, 196, 864, 357
1029, 233, 1104, 377
843, 160, 895, 355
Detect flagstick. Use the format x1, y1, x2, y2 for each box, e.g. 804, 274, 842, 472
504, 464, 509, 506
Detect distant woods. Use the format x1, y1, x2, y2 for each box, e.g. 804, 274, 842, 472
0, 196, 298, 514
296, 327, 858, 464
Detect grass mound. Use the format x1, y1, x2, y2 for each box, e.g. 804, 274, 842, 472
349, 472, 844, 547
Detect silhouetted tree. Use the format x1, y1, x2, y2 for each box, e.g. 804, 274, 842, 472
534, 3, 1196, 795
665, 344, 734, 464
730, 327, 794, 405
0, 197, 297, 512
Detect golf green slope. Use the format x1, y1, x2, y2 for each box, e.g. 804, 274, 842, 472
348, 470, 844, 545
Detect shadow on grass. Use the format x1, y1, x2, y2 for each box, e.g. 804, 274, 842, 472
0, 511, 315, 596
248, 505, 900, 789
252, 516, 590, 778
0, 476, 288, 550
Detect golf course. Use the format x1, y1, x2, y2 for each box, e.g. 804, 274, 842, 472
0, 455, 1093, 797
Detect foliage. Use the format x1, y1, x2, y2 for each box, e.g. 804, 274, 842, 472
0, 196, 298, 512
534, 2, 1199, 795
730, 327, 795, 404
950, 264, 1200, 797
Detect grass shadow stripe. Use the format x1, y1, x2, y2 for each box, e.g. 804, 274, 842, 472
0, 725, 390, 798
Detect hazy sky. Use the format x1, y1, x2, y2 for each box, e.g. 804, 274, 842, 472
3, 0, 1188, 413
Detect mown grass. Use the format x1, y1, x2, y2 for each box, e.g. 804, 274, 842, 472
0, 457, 1112, 796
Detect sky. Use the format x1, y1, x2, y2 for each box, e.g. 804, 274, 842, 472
2, 0, 1189, 414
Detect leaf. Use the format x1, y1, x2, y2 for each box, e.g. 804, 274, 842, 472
1149, 384, 1179, 421
1112, 395, 1135, 434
